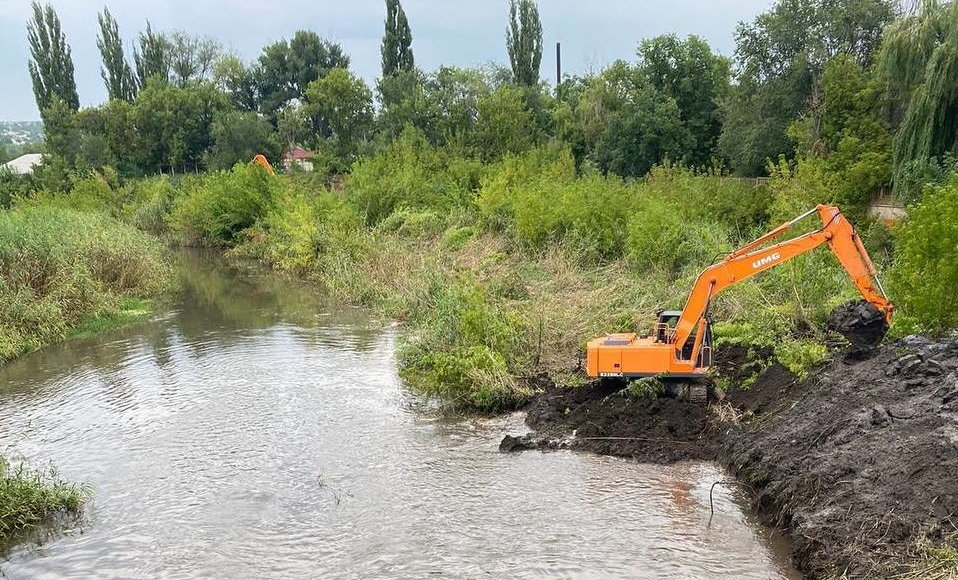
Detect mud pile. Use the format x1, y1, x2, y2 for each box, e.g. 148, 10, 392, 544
510, 378, 719, 462
726, 336, 958, 578
506, 337, 958, 578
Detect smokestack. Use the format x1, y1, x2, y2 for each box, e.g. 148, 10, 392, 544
556, 42, 562, 86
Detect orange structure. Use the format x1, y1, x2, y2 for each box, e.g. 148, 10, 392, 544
251, 154, 275, 175
586, 205, 893, 383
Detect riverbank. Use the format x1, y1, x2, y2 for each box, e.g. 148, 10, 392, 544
0, 205, 173, 366
503, 340, 958, 578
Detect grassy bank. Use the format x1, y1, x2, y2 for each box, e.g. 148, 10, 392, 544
0, 458, 88, 548
0, 204, 173, 365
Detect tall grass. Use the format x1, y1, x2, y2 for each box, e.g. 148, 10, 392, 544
0, 458, 88, 544
0, 205, 172, 363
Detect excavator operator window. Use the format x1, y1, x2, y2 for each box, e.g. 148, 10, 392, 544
655, 310, 682, 343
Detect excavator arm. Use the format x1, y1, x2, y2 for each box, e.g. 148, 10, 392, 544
671, 205, 893, 359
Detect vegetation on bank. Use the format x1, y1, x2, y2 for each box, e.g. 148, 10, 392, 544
0, 458, 88, 546
0, 203, 172, 364
27, 143, 943, 413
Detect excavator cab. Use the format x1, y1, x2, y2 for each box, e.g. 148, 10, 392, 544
654, 310, 682, 343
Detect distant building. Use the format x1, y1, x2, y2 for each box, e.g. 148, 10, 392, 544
2, 153, 44, 175
282, 147, 314, 172
867, 186, 907, 224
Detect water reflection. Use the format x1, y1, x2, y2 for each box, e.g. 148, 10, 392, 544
0, 252, 798, 579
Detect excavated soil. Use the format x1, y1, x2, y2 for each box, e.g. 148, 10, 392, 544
505, 338, 958, 579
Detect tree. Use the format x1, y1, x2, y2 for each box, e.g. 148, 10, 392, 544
132, 81, 230, 172
214, 54, 258, 111
506, 0, 543, 86
255, 31, 350, 118
473, 84, 536, 160
134, 22, 170, 87
376, 68, 439, 141
305, 68, 374, 169
789, 55, 892, 214
382, 0, 414, 77
169, 32, 221, 86
637, 35, 730, 168
27, 2, 79, 114
879, 0, 958, 191
427, 66, 492, 143
97, 8, 135, 102
305, 68, 374, 143
719, 0, 894, 175
207, 110, 280, 170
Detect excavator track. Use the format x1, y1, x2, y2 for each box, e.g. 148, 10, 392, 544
688, 384, 708, 405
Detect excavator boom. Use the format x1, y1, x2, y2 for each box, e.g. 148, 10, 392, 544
586, 204, 892, 380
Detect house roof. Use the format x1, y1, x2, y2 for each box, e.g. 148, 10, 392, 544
2, 153, 44, 175
283, 147, 312, 160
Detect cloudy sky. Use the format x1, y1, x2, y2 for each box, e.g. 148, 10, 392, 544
0, 0, 774, 120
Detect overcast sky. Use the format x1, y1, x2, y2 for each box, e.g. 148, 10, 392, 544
0, 0, 774, 121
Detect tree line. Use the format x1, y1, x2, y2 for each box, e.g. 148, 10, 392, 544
20, 0, 958, 206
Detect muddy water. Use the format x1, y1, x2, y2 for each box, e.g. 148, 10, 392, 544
0, 254, 799, 580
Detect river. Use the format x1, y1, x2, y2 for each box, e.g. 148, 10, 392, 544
0, 253, 799, 579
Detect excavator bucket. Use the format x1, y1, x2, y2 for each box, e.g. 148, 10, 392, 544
827, 300, 889, 347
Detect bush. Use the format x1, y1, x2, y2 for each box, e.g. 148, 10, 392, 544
122, 176, 176, 233
168, 164, 282, 246
891, 174, 958, 331
398, 277, 529, 411
626, 196, 731, 274
0, 205, 171, 363
243, 190, 364, 275
478, 147, 642, 259
347, 128, 484, 225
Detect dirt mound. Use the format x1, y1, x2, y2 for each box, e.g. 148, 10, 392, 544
507, 337, 958, 578
520, 379, 719, 462
827, 300, 889, 347
726, 335, 958, 578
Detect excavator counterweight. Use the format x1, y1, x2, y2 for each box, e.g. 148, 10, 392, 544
586, 204, 893, 381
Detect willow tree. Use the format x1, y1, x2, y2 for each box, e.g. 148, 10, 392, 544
880, 0, 958, 186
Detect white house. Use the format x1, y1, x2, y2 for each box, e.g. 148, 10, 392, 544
2, 153, 44, 175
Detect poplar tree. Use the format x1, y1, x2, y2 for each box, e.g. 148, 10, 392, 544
381, 0, 414, 77
506, 0, 543, 86
134, 22, 171, 87
27, 2, 79, 113
97, 8, 135, 101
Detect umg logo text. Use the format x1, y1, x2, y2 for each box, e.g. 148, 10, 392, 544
752, 253, 781, 269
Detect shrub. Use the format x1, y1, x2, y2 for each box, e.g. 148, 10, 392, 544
625, 197, 731, 274
478, 147, 642, 259
122, 176, 176, 233
246, 190, 363, 275
347, 128, 483, 225
0, 206, 171, 363
891, 174, 958, 331
168, 164, 282, 246
398, 277, 529, 411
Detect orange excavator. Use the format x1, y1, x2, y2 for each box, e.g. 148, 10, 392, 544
586, 205, 893, 395
251, 154, 275, 175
